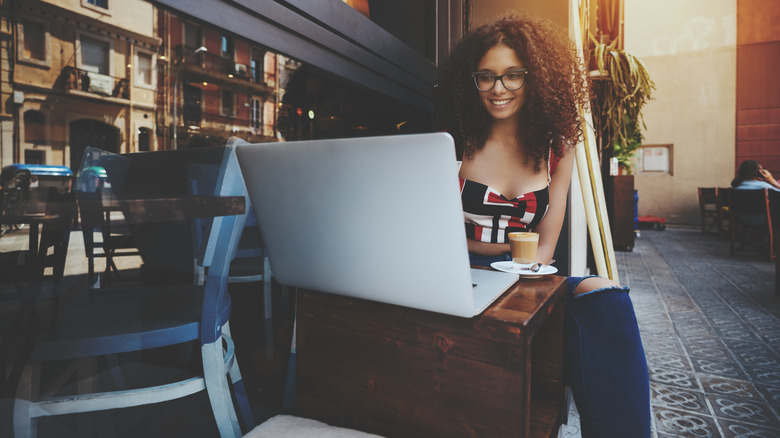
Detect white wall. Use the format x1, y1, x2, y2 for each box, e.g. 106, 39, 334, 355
625, 0, 736, 225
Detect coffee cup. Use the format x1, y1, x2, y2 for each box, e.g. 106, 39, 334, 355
508, 231, 539, 265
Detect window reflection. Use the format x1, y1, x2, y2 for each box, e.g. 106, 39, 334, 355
1, 1, 435, 434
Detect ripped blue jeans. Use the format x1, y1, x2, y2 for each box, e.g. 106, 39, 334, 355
470, 253, 650, 438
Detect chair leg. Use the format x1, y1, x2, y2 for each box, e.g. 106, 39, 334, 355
282, 308, 297, 410
202, 341, 242, 438
263, 257, 273, 360
13, 398, 35, 438
222, 324, 255, 432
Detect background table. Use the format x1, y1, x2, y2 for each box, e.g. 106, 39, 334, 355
295, 274, 568, 438
0, 213, 54, 258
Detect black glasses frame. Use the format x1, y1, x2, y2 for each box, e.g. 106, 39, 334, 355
471, 68, 529, 92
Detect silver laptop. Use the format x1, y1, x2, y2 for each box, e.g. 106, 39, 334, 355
235, 132, 518, 317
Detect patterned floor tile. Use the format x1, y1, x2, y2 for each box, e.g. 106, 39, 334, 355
735, 352, 780, 369
718, 418, 780, 438
680, 334, 727, 346
647, 350, 694, 371
650, 366, 702, 391
652, 384, 711, 414
701, 376, 764, 401
691, 357, 749, 380
755, 384, 780, 407
643, 335, 687, 355
687, 343, 736, 362
707, 395, 780, 429
654, 406, 721, 437
722, 340, 776, 356
745, 366, 780, 387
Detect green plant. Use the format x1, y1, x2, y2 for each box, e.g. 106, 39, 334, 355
612, 115, 643, 172
589, 34, 655, 173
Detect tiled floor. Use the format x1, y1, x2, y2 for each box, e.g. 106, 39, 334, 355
560, 226, 780, 438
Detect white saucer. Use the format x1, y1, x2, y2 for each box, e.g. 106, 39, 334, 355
490, 261, 558, 279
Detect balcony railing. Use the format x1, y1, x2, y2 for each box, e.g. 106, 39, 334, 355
172, 45, 268, 86
62, 66, 129, 99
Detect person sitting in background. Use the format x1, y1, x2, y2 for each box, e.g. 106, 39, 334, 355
731, 160, 780, 191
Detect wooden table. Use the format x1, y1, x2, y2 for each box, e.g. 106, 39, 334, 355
0, 213, 56, 258
295, 274, 568, 438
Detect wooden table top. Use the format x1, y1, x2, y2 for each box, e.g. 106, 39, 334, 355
115, 195, 245, 223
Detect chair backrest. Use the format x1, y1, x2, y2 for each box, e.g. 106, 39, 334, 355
197, 144, 249, 343
717, 187, 731, 210
698, 187, 717, 210
190, 138, 260, 270
729, 188, 770, 223
770, 190, 780, 222
102, 147, 225, 279
37, 188, 77, 280
2, 168, 31, 215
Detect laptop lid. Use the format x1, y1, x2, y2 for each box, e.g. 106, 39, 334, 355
235, 133, 517, 317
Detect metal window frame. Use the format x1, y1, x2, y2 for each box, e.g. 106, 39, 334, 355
152, 0, 463, 112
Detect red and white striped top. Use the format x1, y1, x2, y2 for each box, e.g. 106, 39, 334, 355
459, 178, 549, 243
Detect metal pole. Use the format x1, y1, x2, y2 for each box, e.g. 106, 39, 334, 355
173, 74, 178, 149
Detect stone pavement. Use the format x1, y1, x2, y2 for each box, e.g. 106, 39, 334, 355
560, 226, 780, 438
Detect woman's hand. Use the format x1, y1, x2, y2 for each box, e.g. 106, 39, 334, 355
759, 168, 780, 189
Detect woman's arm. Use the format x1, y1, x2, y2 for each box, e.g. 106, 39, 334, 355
467, 239, 510, 256
533, 151, 575, 263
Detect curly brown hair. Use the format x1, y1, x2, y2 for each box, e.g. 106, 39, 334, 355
435, 13, 589, 171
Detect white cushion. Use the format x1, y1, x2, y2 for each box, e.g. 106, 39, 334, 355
245, 415, 385, 438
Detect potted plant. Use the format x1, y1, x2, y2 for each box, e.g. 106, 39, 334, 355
588, 35, 655, 174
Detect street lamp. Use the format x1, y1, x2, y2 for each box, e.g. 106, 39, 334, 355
172, 46, 207, 149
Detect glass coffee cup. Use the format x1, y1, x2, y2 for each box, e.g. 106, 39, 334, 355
508, 231, 539, 265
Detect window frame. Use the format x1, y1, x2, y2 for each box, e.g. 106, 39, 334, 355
220, 89, 235, 118
153, 0, 450, 111
183, 21, 203, 52
250, 97, 262, 134
134, 47, 157, 90
81, 0, 111, 15
76, 31, 115, 77
17, 16, 51, 68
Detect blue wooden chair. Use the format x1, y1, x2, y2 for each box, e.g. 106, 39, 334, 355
10, 144, 255, 437
190, 138, 288, 362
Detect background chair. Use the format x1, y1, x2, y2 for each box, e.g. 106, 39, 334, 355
75, 147, 139, 287
10, 145, 255, 437
698, 187, 719, 234
729, 188, 774, 262
717, 187, 731, 237
1, 188, 78, 400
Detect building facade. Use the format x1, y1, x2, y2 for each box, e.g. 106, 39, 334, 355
156, 9, 293, 150
7, 0, 160, 170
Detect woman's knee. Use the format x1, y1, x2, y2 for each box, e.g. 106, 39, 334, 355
573, 276, 622, 296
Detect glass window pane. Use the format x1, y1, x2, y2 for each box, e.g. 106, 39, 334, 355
81, 36, 109, 74
87, 0, 108, 8
23, 20, 46, 61
137, 52, 152, 85
184, 22, 201, 49
344, 0, 436, 61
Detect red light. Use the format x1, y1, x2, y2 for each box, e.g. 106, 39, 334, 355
296, 108, 303, 117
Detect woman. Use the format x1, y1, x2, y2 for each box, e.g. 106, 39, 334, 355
731, 160, 780, 191
436, 13, 651, 437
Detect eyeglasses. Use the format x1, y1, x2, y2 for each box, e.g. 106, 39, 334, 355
471, 68, 528, 92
